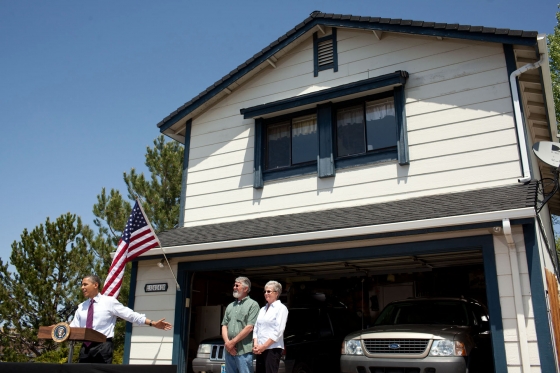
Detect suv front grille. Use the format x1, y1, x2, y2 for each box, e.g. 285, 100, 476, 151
209, 345, 225, 361
363, 339, 429, 354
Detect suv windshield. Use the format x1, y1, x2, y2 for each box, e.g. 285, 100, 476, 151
374, 300, 472, 326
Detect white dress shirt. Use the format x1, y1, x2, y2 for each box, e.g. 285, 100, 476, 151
253, 300, 289, 349
70, 293, 146, 338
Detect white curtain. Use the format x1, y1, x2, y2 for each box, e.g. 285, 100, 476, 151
292, 115, 317, 137
337, 105, 363, 127
267, 121, 290, 141
366, 100, 395, 121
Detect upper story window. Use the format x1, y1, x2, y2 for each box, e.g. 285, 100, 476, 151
313, 28, 338, 77
241, 71, 410, 188
336, 97, 396, 158
266, 114, 318, 170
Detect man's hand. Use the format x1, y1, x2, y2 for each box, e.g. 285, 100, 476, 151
225, 339, 236, 351
152, 318, 172, 330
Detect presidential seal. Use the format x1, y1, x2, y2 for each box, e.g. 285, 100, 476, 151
51, 322, 71, 343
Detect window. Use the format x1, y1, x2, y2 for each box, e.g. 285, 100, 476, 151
248, 71, 409, 188
336, 97, 396, 158
313, 28, 338, 77
265, 113, 318, 170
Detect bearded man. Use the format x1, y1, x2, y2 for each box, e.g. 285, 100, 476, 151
221, 277, 260, 373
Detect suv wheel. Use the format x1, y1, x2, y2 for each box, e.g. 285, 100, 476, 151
292, 362, 312, 373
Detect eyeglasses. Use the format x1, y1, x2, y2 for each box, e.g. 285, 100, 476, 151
264, 290, 277, 294
233, 284, 242, 287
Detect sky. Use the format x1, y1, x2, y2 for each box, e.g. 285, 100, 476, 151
0, 0, 558, 266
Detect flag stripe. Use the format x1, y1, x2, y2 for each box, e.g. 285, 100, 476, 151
102, 200, 159, 298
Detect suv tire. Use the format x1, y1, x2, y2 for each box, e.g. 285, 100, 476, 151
292, 362, 312, 373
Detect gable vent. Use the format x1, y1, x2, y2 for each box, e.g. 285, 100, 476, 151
317, 39, 334, 67
314, 28, 338, 77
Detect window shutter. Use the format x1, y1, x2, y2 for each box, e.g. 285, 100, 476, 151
253, 118, 264, 189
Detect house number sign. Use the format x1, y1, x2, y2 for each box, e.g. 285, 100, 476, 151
145, 283, 168, 292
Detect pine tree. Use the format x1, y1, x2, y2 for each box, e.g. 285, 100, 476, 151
123, 135, 184, 232
548, 8, 560, 130
0, 214, 94, 361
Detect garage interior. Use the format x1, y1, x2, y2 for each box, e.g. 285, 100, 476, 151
185, 249, 489, 372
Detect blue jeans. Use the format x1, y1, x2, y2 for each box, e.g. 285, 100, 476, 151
225, 351, 254, 373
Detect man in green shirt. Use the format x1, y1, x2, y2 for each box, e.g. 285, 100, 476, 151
221, 276, 260, 373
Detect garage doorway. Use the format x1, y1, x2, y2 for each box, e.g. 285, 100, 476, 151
186, 248, 490, 373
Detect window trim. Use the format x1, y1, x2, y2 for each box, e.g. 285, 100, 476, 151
258, 108, 319, 186
332, 90, 401, 169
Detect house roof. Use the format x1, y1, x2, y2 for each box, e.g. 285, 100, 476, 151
157, 183, 537, 249
157, 11, 539, 135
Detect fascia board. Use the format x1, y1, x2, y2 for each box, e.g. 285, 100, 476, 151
144, 207, 535, 256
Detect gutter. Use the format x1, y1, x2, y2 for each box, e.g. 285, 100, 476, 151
510, 52, 545, 183
502, 219, 532, 373
144, 207, 535, 256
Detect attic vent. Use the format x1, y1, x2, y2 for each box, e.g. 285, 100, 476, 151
317, 39, 333, 67
313, 28, 338, 77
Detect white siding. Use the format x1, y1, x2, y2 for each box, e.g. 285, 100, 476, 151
183, 29, 520, 226
493, 227, 541, 372
128, 259, 177, 365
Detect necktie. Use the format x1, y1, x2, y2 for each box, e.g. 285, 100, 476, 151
85, 299, 94, 346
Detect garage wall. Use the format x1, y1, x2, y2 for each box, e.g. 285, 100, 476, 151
128, 259, 177, 365
183, 28, 520, 227
493, 226, 541, 372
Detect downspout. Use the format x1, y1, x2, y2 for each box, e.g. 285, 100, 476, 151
510, 53, 545, 183
503, 218, 531, 372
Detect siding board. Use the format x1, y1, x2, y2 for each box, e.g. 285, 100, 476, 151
406, 67, 508, 104
188, 162, 253, 184
408, 114, 514, 144
407, 98, 513, 131
184, 162, 520, 223
184, 144, 519, 200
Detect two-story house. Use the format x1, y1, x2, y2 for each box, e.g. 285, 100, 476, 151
122, 12, 560, 373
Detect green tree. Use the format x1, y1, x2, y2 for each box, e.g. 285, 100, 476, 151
549, 8, 560, 129
123, 135, 184, 232
0, 214, 94, 362
90, 135, 183, 363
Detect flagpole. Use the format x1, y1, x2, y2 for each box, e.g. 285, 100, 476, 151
135, 199, 181, 291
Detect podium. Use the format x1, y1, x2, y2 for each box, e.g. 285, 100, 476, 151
38, 326, 106, 363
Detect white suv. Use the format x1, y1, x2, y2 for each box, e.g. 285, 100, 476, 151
340, 298, 493, 373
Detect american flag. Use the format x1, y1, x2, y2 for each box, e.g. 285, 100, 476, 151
102, 200, 160, 297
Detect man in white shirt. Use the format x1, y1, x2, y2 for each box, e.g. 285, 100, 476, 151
70, 274, 172, 363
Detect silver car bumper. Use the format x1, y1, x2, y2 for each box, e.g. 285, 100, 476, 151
340, 355, 467, 373
192, 357, 286, 373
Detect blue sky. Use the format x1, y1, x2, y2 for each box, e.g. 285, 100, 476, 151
0, 1, 558, 265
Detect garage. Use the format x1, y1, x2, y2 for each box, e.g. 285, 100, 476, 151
185, 246, 493, 373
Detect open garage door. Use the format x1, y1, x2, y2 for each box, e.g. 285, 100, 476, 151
186, 248, 489, 373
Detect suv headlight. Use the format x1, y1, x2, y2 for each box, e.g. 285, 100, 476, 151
197, 344, 212, 356
429, 340, 466, 356
342, 339, 363, 355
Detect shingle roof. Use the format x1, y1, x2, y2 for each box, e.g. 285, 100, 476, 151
158, 183, 537, 248
157, 11, 538, 132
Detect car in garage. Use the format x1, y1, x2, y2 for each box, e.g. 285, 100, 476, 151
194, 305, 359, 373
340, 297, 493, 373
